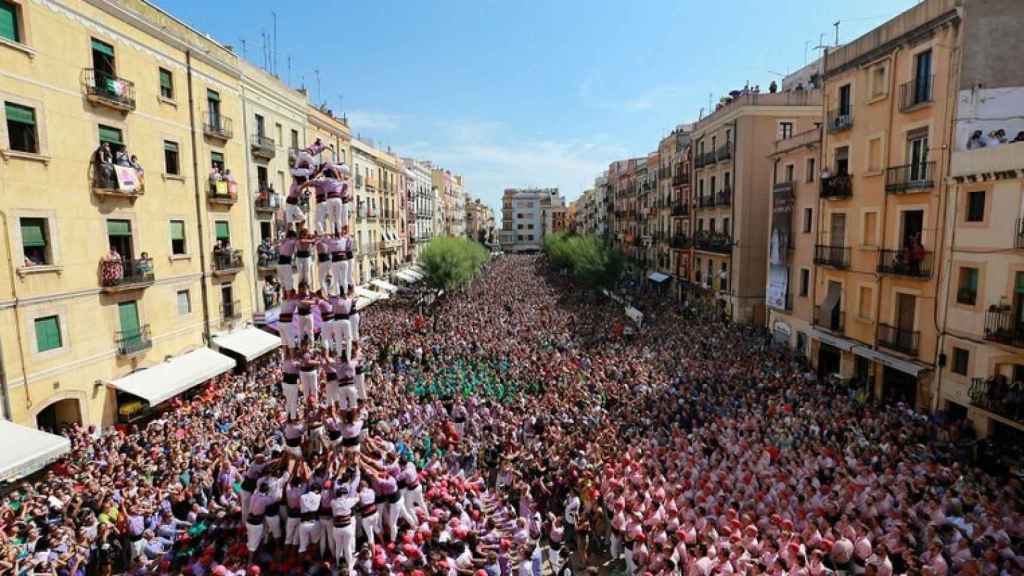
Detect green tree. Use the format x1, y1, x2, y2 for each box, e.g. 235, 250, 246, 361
542, 233, 623, 290
420, 237, 490, 291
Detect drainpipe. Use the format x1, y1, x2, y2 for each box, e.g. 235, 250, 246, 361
186, 50, 212, 343
0, 211, 30, 419
239, 83, 261, 314
933, 24, 964, 412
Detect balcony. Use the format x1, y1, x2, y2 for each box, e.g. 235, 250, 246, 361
207, 184, 237, 206
100, 258, 155, 293
716, 144, 732, 163
984, 306, 1024, 348
81, 69, 136, 112
698, 195, 716, 209
876, 248, 933, 279
827, 109, 853, 133
820, 174, 853, 199
203, 115, 233, 141
92, 164, 144, 198
899, 75, 934, 112
877, 323, 920, 357
671, 234, 691, 250
212, 249, 244, 276
221, 299, 242, 322
116, 325, 152, 357
716, 189, 732, 207
693, 231, 732, 254
813, 244, 850, 269
672, 172, 690, 187
672, 203, 689, 217
257, 250, 276, 272
254, 189, 278, 214
969, 376, 1024, 424
885, 162, 935, 194
814, 305, 845, 333
251, 134, 276, 160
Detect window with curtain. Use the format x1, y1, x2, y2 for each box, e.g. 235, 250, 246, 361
0, 1, 21, 43
34, 315, 61, 352
5, 102, 37, 153
20, 217, 48, 265
169, 220, 186, 255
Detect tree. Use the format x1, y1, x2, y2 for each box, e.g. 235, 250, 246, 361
420, 237, 490, 291
542, 233, 623, 290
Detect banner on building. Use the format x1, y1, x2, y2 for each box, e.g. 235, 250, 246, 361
770, 185, 794, 266
114, 165, 140, 193
767, 264, 789, 310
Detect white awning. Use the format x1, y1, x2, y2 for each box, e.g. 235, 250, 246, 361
371, 279, 399, 293
808, 328, 857, 352
648, 272, 671, 283
406, 269, 424, 281
355, 296, 374, 311
851, 345, 933, 377
394, 270, 415, 283
355, 286, 389, 302
0, 420, 71, 482
212, 327, 281, 361
109, 347, 234, 406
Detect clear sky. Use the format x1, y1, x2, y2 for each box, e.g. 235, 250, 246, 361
156, 0, 921, 215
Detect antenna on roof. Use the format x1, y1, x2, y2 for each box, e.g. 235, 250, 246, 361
272, 11, 278, 76
834, 21, 840, 46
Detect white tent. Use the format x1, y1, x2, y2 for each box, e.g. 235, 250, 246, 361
355, 286, 390, 302
0, 420, 71, 482
394, 270, 416, 283
371, 279, 399, 293
212, 327, 281, 361
109, 347, 234, 406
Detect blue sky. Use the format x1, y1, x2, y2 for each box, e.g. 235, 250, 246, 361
158, 0, 920, 215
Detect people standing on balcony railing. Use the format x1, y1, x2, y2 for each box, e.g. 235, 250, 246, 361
100, 245, 123, 285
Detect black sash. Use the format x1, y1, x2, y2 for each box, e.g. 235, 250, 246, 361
277, 255, 293, 265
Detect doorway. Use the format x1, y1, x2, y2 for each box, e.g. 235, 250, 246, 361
829, 213, 846, 247
107, 219, 133, 260
882, 366, 918, 407
36, 398, 82, 432
899, 210, 924, 247
91, 38, 116, 91
221, 284, 235, 319
817, 343, 841, 380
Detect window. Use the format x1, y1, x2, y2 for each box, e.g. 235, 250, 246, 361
784, 164, 795, 183
4, 102, 37, 153
0, 1, 21, 43
862, 211, 877, 246
957, 267, 978, 306
966, 191, 985, 223
806, 158, 815, 182
257, 165, 268, 190
210, 151, 224, 172
98, 124, 123, 154
169, 220, 186, 255
177, 290, 191, 315
858, 285, 873, 319
20, 216, 49, 265
215, 221, 230, 243
255, 114, 265, 137
516, 224, 523, 230
838, 84, 852, 116
719, 263, 728, 292
206, 89, 220, 124
723, 218, 729, 235
34, 315, 62, 353
871, 65, 888, 98
868, 137, 882, 173
290, 129, 299, 149
799, 268, 810, 296
802, 208, 813, 234
778, 121, 794, 140
158, 68, 173, 99
163, 141, 179, 175
951, 347, 969, 376
275, 123, 283, 144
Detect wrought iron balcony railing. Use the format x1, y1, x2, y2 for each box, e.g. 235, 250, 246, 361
820, 173, 853, 199
899, 75, 934, 112
885, 162, 936, 194
116, 325, 152, 356
877, 322, 920, 356
827, 108, 853, 133
813, 244, 850, 269
876, 248, 933, 279
82, 69, 136, 111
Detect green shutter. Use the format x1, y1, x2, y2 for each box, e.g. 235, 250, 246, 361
207, 89, 220, 102
164, 141, 178, 153
34, 316, 61, 352
215, 221, 229, 241
968, 269, 978, 291
169, 220, 185, 241
20, 218, 45, 247
1016, 272, 1024, 294
118, 301, 140, 336
0, 2, 19, 43
91, 38, 114, 58
107, 219, 131, 237
4, 102, 34, 125
159, 68, 172, 91
211, 151, 224, 165
98, 125, 123, 145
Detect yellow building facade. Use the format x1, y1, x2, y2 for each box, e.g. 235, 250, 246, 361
0, 0, 256, 428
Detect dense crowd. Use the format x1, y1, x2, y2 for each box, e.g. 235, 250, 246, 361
3, 252, 1023, 576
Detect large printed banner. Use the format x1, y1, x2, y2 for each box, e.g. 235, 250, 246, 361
114, 165, 140, 193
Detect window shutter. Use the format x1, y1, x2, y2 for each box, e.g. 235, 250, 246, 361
207, 89, 220, 102
4, 102, 35, 125
98, 125, 123, 145
35, 316, 61, 351
159, 69, 172, 91
20, 218, 46, 247
0, 2, 18, 43
169, 221, 185, 241
215, 221, 230, 241
164, 141, 178, 153
106, 220, 131, 237
211, 151, 224, 165
91, 38, 114, 58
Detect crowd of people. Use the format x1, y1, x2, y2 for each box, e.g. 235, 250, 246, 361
2, 247, 1024, 575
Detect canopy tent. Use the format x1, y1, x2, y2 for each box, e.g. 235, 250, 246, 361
355, 296, 374, 311
648, 272, 671, 284
212, 326, 280, 361
355, 286, 389, 302
394, 270, 416, 283
851, 345, 932, 377
0, 421, 71, 482
371, 279, 399, 293
108, 347, 234, 407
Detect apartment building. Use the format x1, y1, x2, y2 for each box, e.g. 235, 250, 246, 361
351, 139, 382, 284
465, 197, 494, 244
689, 87, 822, 324
0, 0, 256, 428
669, 137, 693, 300
499, 188, 561, 252
403, 158, 434, 258
377, 149, 403, 274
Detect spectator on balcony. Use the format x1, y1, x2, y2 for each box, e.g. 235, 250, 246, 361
258, 238, 275, 267
129, 154, 144, 187
114, 148, 131, 167
1014, 131, 1024, 144
93, 142, 116, 189
967, 130, 987, 150
263, 277, 277, 310
101, 246, 123, 286
137, 252, 153, 277
906, 233, 925, 276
